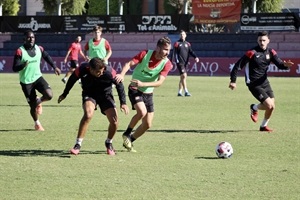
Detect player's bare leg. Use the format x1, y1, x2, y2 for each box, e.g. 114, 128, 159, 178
132, 112, 154, 139
104, 107, 119, 155
122, 102, 147, 151
257, 97, 275, 132
70, 100, 95, 155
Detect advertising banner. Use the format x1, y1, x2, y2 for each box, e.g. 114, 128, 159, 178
1, 16, 64, 32
126, 15, 190, 32
0, 15, 190, 33
240, 13, 300, 31
192, 0, 241, 24
64, 15, 126, 33
1, 57, 299, 77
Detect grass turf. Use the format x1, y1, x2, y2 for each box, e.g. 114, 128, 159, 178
0, 74, 299, 199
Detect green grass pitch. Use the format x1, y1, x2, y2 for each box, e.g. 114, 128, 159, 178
0, 73, 299, 199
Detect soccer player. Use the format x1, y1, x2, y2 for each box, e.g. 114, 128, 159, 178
12, 30, 61, 131
61, 35, 87, 83
58, 57, 129, 156
115, 36, 173, 152
171, 30, 199, 97
229, 31, 294, 132
84, 25, 112, 64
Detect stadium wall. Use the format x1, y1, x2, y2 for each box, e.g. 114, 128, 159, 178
0, 32, 299, 77
1, 56, 299, 77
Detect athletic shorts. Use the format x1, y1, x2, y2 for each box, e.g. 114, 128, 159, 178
70, 60, 79, 69
20, 76, 51, 104
82, 93, 116, 115
176, 63, 187, 75
128, 86, 154, 112
248, 81, 274, 103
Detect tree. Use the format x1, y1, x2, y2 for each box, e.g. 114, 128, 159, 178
0, 0, 19, 16
63, 0, 87, 15
123, 0, 142, 15
87, 0, 119, 15
166, 0, 191, 14
242, 0, 283, 13
42, 0, 87, 15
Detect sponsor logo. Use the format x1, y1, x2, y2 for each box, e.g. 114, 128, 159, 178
241, 15, 257, 25
18, 17, 51, 31
137, 16, 177, 31
296, 64, 300, 74
0, 60, 6, 71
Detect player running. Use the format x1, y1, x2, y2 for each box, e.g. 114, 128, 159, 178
229, 31, 294, 132
12, 30, 61, 131
115, 36, 173, 152
58, 57, 129, 155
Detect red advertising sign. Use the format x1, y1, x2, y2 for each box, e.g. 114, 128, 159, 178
192, 0, 242, 24
1, 57, 299, 77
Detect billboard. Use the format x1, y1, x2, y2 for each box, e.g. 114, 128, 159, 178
1, 57, 299, 77
0, 15, 191, 33
192, 0, 241, 24
240, 13, 300, 31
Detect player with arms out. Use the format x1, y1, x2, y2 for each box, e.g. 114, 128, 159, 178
61, 35, 87, 83
58, 57, 129, 155
115, 36, 173, 152
12, 30, 61, 131
229, 31, 294, 132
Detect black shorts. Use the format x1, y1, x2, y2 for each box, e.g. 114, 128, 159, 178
128, 86, 154, 112
248, 81, 274, 103
20, 76, 51, 104
82, 93, 116, 115
70, 60, 79, 69
176, 63, 187, 75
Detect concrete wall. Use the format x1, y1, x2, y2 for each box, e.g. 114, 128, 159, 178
282, 0, 300, 10
1, 32, 300, 58
26, 0, 44, 16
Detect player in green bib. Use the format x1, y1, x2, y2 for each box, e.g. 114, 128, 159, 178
84, 25, 112, 64
115, 36, 173, 152
12, 30, 61, 131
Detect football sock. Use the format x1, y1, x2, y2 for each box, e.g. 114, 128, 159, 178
261, 119, 269, 127
35, 120, 41, 125
105, 138, 112, 143
252, 104, 258, 111
76, 138, 83, 146
178, 89, 182, 94
124, 127, 133, 136
36, 98, 42, 105
130, 135, 136, 143
184, 88, 189, 93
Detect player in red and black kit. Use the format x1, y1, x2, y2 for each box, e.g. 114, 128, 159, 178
62, 35, 87, 83
229, 31, 294, 132
172, 30, 199, 96
58, 57, 129, 155
12, 30, 61, 131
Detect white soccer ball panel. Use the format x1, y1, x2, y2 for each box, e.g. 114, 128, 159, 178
215, 141, 233, 158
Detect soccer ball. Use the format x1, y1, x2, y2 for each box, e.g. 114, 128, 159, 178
215, 142, 233, 159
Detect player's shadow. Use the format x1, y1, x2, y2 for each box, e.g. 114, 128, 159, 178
0, 149, 128, 158
0, 129, 36, 132
0, 104, 78, 108
0, 149, 73, 158
147, 129, 240, 134
194, 156, 220, 160
0, 104, 28, 107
